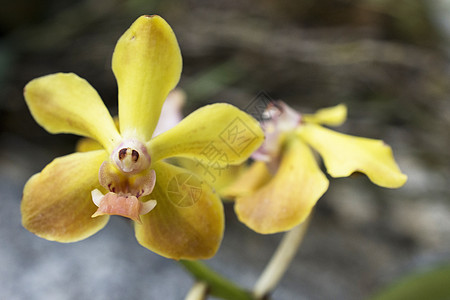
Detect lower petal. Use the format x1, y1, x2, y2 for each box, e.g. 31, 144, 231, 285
21, 150, 109, 242
135, 161, 224, 260
235, 138, 329, 234
220, 161, 272, 199
298, 123, 407, 188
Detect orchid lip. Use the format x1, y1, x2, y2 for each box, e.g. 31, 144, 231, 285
91, 189, 157, 223
93, 158, 157, 222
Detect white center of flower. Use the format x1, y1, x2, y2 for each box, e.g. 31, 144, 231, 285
111, 139, 151, 174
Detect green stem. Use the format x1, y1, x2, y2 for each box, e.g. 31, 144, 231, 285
180, 260, 254, 300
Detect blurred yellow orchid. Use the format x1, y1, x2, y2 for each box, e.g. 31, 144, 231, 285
224, 101, 407, 234
21, 15, 263, 260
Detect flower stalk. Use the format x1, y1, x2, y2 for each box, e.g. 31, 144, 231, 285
180, 216, 312, 300
180, 260, 254, 300
185, 281, 208, 300
253, 216, 311, 299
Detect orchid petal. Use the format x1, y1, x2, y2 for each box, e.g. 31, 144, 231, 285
135, 161, 224, 260
235, 138, 329, 234
113, 15, 182, 141
24, 73, 121, 151
220, 161, 272, 199
298, 123, 407, 188
303, 104, 347, 126
21, 150, 109, 242
174, 157, 247, 197
76, 137, 102, 152
147, 103, 264, 167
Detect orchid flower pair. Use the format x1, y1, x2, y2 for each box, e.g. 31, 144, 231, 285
21, 15, 263, 260
22, 15, 407, 261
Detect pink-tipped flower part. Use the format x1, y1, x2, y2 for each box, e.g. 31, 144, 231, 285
252, 101, 301, 163
91, 161, 157, 222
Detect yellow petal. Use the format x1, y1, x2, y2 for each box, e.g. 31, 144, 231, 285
135, 161, 224, 260
220, 161, 272, 199
302, 104, 347, 126
24, 73, 121, 151
235, 138, 329, 234
298, 123, 407, 188
147, 103, 264, 166
174, 157, 247, 198
21, 150, 109, 242
76, 137, 102, 152
113, 15, 182, 141
75, 116, 119, 152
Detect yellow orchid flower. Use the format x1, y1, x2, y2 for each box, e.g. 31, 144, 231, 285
77, 88, 246, 199
224, 101, 407, 234
21, 15, 263, 260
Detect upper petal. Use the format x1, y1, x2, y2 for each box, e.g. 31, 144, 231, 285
298, 123, 407, 188
147, 103, 264, 166
235, 138, 329, 234
21, 150, 109, 242
302, 104, 347, 127
113, 15, 182, 141
135, 161, 224, 260
24, 73, 121, 151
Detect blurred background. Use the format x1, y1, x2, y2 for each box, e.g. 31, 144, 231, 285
1, 0, 449, 299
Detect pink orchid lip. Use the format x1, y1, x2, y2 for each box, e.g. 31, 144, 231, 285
92, 161, 158, 222
252, 101, 302, 164
91, 190, 156, 224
